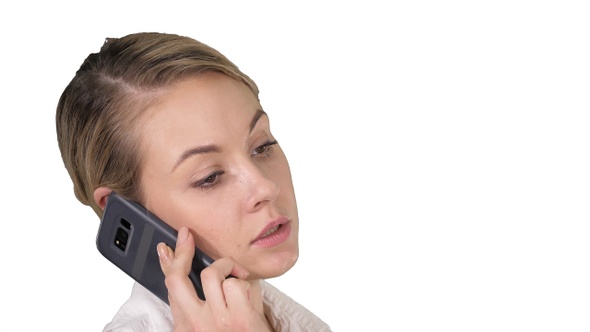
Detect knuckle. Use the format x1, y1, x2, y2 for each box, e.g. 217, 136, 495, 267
163, 272, 184, 291
217, 315, 230, 328
222, 277, 247, 293
199, 266, 218, 283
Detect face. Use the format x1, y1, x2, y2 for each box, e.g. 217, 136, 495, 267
139, 72, 299, 279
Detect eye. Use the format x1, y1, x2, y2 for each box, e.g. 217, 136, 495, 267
252, 140, 278, 157
192, 170, 224, 189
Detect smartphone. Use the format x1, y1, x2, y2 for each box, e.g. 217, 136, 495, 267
96, 191, 214, 304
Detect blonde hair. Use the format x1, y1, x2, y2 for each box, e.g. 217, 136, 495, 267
56, 32, 259, 217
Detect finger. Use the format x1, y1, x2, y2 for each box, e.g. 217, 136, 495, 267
200, 258, 249, 311
165, 269, 202, 319
222, 277, 253, 312
157, 227, 195, 277
157, 242, 174, 275
158, 228, 202, 311
172, 227, 195, 275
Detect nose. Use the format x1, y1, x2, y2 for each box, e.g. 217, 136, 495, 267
241, 161, 280, 213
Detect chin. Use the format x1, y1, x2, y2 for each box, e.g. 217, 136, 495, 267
252, 248, 299, 279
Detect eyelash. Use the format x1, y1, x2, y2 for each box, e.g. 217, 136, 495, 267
191, 141, 278, 190
252, 140, 278, 157
192, 170, 224, 190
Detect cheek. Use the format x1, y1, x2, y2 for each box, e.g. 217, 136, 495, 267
182, 194, 243, 256
276, 160, 296, 197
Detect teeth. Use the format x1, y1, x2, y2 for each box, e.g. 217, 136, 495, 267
262, 225, 280, 237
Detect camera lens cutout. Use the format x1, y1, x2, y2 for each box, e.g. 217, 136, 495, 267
115, 227, 129, 251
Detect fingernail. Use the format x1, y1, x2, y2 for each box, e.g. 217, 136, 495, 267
178, 227, 188, 245
157, 243, 169, 262
242, 270, 250, 279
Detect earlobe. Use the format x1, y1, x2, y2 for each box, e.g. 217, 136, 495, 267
94, 187, 113, 211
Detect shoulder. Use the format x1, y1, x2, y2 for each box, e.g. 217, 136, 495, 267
261, 280, 332, 332
102, 282, 173, 332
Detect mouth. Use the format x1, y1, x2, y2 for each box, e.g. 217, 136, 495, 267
251, 217, 292, 247
261, 224, 282, 237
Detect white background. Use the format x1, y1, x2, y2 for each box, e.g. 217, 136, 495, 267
1, 1, 589, 331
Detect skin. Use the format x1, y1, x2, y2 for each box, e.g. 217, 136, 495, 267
94, 72, 299, 330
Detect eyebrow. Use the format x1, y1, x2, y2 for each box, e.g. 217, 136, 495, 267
171, 109, 267, 172
250, 109, 267, 133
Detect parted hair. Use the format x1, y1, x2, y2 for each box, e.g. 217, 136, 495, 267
56, 32, 259, 217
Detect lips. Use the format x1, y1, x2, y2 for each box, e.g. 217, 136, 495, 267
251, 216, 291, 247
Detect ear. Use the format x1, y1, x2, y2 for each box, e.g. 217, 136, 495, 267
93, 187, 113, 211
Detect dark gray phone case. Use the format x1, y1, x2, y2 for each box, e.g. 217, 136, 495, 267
96, 192, 214, 303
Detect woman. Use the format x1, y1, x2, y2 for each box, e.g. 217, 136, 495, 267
56, 32, 331, 331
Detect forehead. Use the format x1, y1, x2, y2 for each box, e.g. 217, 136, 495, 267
138, 72, 263, 165
144, 72, 260, 130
